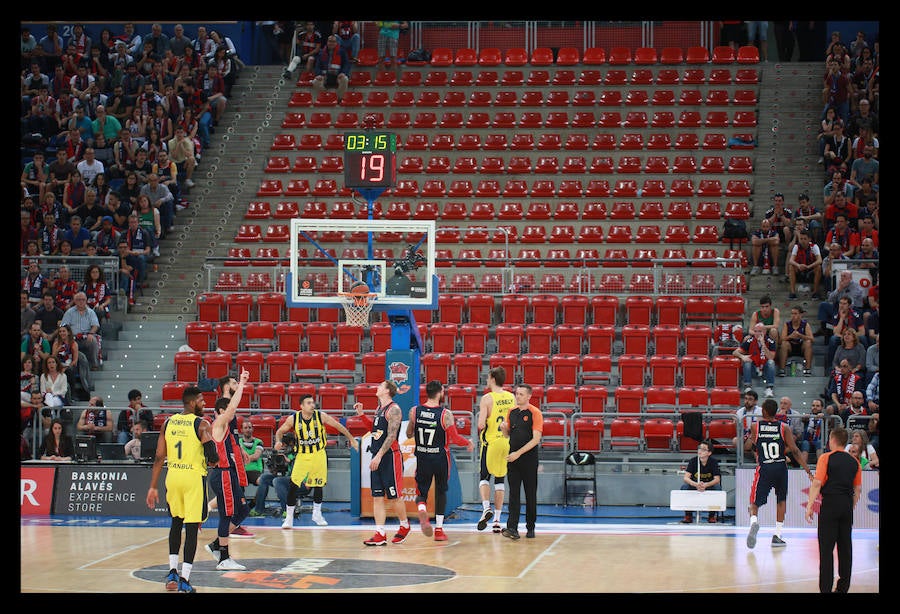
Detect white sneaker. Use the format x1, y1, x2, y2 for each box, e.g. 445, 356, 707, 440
185, 178, 195, 188
216, 557, 246, 571
765, 387, 774, 398
311, 512, 328, 526
750, 266, 761, 275
771, 266, 780, 275
281, 516, 294, 530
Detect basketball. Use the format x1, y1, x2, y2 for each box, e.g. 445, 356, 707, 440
349, 281, 370, 295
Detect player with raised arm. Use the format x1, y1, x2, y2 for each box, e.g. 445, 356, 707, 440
204, 369, 252, 570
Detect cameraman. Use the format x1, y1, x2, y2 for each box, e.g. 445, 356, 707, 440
248, 431, 308, 517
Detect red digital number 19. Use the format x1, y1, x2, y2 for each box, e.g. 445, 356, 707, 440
360, 153, 385, 182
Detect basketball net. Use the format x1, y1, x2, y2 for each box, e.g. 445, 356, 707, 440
338, 292, 377, 328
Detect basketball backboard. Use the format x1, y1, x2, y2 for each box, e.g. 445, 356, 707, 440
287, 218, 438, 311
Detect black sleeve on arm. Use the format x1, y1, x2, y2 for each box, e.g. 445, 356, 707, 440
203, 440, 219, 464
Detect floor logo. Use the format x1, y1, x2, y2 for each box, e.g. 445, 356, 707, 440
137, 558, 455, 590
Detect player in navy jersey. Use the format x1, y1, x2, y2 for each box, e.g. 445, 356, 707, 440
744, 398, 813, 548
406, 380, 474, 541
356, 380, 411, 546
204, 369, 251, 571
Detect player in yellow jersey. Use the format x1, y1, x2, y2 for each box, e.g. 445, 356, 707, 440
275, 393, 359, 528
146, 385, 217, 593
476, 367, 516, 533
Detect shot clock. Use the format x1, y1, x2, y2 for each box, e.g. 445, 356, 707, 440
343, 131, 397, 188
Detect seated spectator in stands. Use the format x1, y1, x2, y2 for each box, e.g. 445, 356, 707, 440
137, 172, 175, 241
822, 294, 866, 366
856, 213, 878, 248
94, 215, 120, 256
801, 398, 827, 461
23, 260, 49, 306
283, 21, 322, 79
76, 396, 114, 443
51, 264, 79, 311
820, 242, 849, 293
832, 327, 867, 379
53, 323, 90, 398
749, 217, 780, 275
864, 333, 881, 390
21, 356, 38, 404
863, 297, 879, 353
21, 322, 51, 376
865, 371, 879, 416
201, 62, 228, 125
824, 212, 859, 259
124, 147, 152, 184
847, 429, 878, 470
777, 306, 814, 377
167, 125, 196, 189
776, 396, 807, 466
48, 148, 77, 201
81, 264, 112, 325
332, 20, 360, 63
787, 228, 822, 299
311, 35, 349, 103
853, 237, 878, 286
20, 290, 36, 338
818, 269, 867, 327
33, 291, 65, 342
117, 240, 137, 306
816, 106, 838, 165
824, 180, 858, 229
842, 392, 871, 437
21, 150, 49, 203
121, 214, 151, 285
678, 439, 721, 524
62, 215, 91, 255
749, 295, 781, 344
40, 355, 69, 407
61, 170, 86, 226
239, 420, 265, 486
823, 119, 852, 176
41, 418, 75, 461
61, 291, 102, 371
764, 192, 794, 246
849, 141, 879, 189
847, 98, 878, 142
124, 419, 147, 460
734, 323, 777, 398
75, 188, 106, 234
827, 359, 864, 422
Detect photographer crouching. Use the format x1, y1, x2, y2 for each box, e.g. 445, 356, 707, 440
248, 431, 309, 517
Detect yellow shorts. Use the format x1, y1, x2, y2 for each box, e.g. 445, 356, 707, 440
485, 437, 510, 478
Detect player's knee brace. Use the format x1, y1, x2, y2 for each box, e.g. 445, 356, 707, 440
479, 480, 490, 489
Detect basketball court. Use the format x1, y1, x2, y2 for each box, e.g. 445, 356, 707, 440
20, 506, 879, 594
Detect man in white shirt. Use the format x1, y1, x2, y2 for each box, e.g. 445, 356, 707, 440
76, 147, 105, 187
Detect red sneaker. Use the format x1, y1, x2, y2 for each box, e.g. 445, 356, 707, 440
391, 524, 411, 544
418, 509, 433, 537
364, 532, 387, 546
433, 527, 447, 541
230, 525, 254, 538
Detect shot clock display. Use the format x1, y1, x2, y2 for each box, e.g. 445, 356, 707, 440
343, 131, 397, 188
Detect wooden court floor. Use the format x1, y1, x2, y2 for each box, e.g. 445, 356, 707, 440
20, 521, 879, 595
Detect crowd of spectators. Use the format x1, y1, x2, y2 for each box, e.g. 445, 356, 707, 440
21, 22, 240, 308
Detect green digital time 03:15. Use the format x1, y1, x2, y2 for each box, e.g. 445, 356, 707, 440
344, 131, 397, 188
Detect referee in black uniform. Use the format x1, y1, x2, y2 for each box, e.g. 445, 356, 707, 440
501, 384, 543, 540
805, 426, 863, 593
